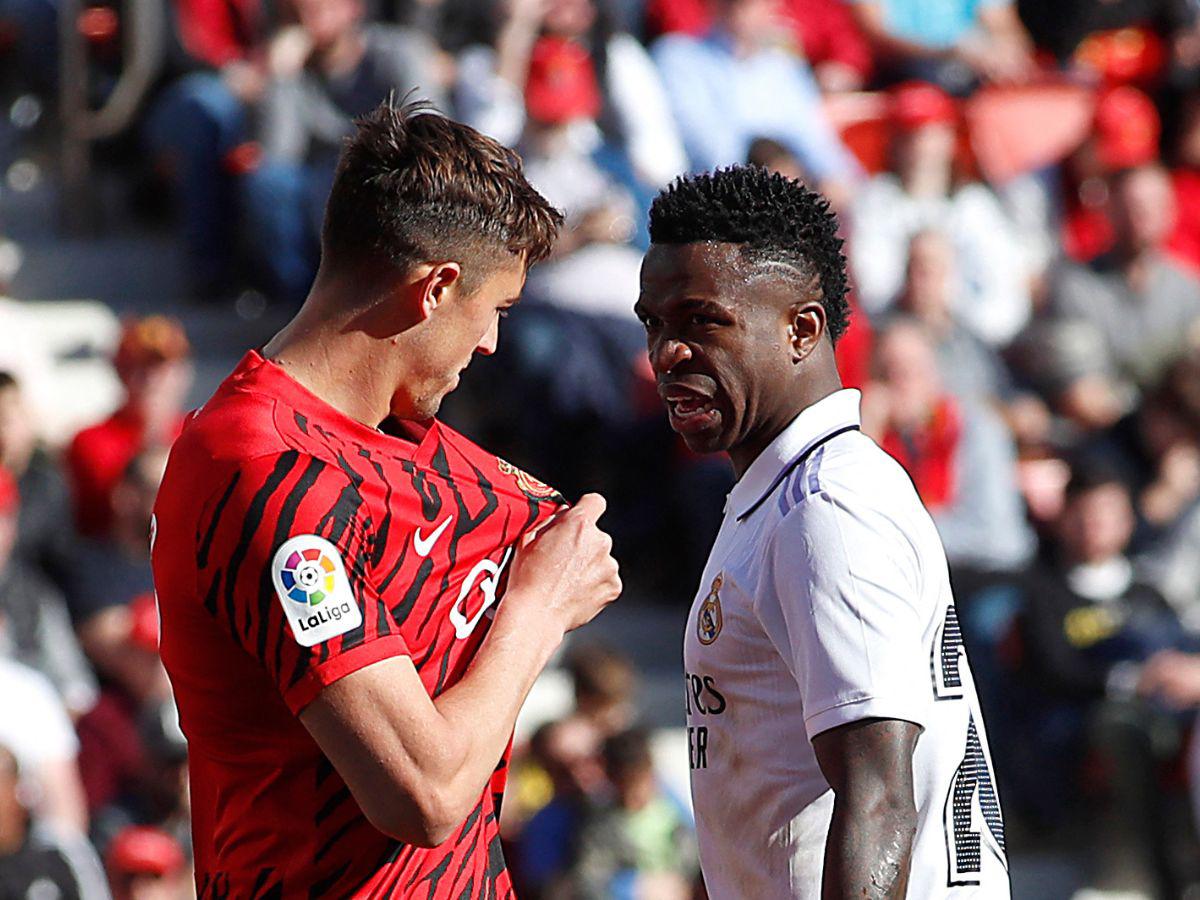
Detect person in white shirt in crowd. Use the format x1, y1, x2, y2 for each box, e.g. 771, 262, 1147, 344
0, 649, 90, 837
652, 0, 860, 209
0, 744, 109, 900
851, 80, 1032, 346
456, 0, 686, 199
635, 166, 1009, 898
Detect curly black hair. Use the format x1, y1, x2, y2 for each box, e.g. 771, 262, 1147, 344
648, 166, 850, 342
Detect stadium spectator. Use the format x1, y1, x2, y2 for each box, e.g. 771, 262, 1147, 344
643, 0, 873, 92
1051, 163, 1200, 394
850, 81, 1032, 346
105, 825, 188, 900
144, 0, 272, 299
652, 0, 860, 205
893, 230, 1053, 448
514, 717, 606, 897
1016, 459, 1195, 896
560, 728, 696, 900
457, 0, 685, 201
0, 371, 79, 595
849, 0, 1035, 93
1061, 86, 1162, 265
67, 317, 191, 539
69, 449, 166, 681
862, 319, 1034, 572
1093, 350, 1200, 538
895, 229, 1010, 401
0, 744, 109, 900
0, 465, 97, 715
0, 652, 89, 835
242, 0, 448, 304
565, 642, 638, 739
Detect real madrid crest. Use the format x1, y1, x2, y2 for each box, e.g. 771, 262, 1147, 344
697, 573, 723, 645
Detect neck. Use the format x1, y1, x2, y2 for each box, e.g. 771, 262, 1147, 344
263, 280, 398, 429
728, 360, 843, 479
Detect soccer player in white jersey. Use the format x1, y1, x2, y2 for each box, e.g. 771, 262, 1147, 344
634, 167, 1009, 899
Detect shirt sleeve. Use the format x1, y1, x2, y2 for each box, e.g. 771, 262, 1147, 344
756, 492, 932, 741
197, 452, 409, 714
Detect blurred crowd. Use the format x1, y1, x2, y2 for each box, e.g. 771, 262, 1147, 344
5, 0, 1200, 897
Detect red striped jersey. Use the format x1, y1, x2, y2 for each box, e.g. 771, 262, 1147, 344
151, 350, 564, 898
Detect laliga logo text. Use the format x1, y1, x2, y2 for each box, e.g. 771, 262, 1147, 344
293, 598, 355, 635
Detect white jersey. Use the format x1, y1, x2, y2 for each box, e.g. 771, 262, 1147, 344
684, 389, 1009, 899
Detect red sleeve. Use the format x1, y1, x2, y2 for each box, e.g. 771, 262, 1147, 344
196, 452, 409, 715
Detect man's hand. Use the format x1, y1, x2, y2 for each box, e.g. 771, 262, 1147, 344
500, 492, 621, 637
813, 718, 919, 899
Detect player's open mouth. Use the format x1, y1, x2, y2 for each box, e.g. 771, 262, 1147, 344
662, 389, 721, 434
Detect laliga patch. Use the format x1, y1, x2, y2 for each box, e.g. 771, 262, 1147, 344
271, 535, 362, 647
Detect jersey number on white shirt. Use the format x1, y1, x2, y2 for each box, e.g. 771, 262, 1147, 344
933, 605, 1007, 887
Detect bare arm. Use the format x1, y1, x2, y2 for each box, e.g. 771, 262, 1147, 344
813, 718, 920, 900
300, 494, 620, 847
37, 757, 89, 835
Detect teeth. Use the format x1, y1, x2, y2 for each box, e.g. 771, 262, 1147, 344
672, 398, 709, 416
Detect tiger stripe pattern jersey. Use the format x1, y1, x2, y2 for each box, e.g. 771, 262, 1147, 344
152, 351, 563, 898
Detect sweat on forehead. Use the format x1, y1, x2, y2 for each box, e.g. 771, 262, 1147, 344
648, 166, 850, 339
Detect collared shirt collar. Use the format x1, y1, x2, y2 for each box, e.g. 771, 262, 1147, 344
727, 389, 862, 520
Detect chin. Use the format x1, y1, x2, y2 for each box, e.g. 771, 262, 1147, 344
678, 427, 733, 457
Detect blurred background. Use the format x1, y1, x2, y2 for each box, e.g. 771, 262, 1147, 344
4, 0, 1200, 897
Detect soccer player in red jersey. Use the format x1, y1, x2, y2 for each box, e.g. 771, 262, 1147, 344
150, 101, 622, 898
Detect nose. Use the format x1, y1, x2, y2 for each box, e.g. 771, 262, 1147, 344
477, 316, 499, 356
649, 335, 691, 375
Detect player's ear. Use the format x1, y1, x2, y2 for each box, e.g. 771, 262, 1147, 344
786, 301, 826, 364
417, 262, 464, 321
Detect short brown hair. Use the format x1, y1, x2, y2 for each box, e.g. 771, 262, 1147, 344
322, 99, 563, 288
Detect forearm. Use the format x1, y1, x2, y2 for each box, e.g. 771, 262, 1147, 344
429, 598, 563, 807
822, 793, 916, 899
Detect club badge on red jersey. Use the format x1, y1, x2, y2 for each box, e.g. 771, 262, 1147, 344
271, 535, 362, 647
497, 459, 561, 502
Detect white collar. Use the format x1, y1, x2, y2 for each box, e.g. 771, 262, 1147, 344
727, 389, 862, 521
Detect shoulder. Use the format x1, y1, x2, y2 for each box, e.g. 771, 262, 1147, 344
161, 398, 351, 533
768, 434, 926, 573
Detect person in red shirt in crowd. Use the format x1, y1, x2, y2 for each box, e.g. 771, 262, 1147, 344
152, 101, 620, 897
1167, 90, 1200, 274
643, 0, 873, 91
863, 318, 1034, 572
1062, 85, 1161, 264
67, 316, 192, 538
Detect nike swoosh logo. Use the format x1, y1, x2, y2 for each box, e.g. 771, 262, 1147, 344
413, 515, 453, 557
